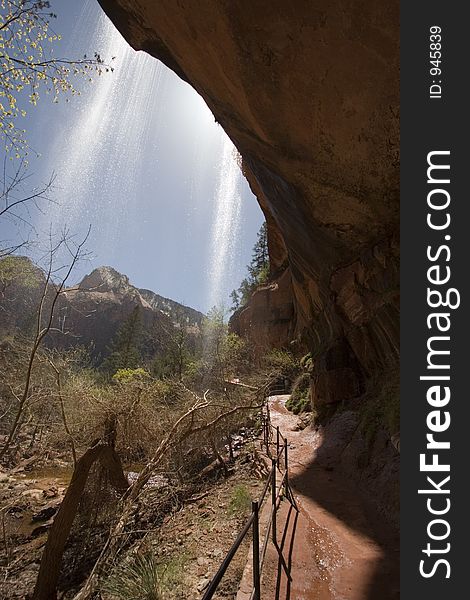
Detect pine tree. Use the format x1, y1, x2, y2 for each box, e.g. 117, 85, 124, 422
232, 222, 270, 310
247, 222, 269, 281
230, 289, 240, 311
102, 306, 142, 376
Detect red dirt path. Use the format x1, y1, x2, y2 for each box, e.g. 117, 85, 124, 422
260, 396, 399, 600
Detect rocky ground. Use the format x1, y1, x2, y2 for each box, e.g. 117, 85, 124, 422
0, 463, 69, 598
1, 400, 400, 600
145, 460, 265, 599
0, 441, 266, 600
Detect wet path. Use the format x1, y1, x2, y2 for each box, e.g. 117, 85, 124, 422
261, 396, 399, 600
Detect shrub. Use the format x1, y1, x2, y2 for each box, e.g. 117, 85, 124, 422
227, 484, 252, 516
299, 352, 314, 373
112, 367, 150, 384
263, 349, 299, 379
286, 373, 311, 415
102, 553, 163, 600
359, 368, 400, 447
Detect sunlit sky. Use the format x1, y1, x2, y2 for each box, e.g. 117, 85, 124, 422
0, 0, 263, 314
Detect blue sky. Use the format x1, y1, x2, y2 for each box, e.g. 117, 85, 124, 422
0, 0, 263, 314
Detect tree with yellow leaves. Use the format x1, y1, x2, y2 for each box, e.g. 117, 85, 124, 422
0, 0, 112, 155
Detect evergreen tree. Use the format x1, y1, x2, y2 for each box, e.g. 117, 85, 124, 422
231, 222, 270, 310
230, 289, 240, 312
247, 222, 269, 281
102, 306, 142, 376
151, 308, 192, 381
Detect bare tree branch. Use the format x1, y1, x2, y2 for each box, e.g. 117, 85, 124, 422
0, 226, 91, 460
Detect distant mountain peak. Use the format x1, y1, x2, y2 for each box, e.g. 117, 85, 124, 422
76, 265, 204, 325
78, 266, 131, 293
138, 288, 204, 325
1, 260, 205, 363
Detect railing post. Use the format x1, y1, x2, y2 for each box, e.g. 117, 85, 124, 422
284, 438, 289, 491
264, 416, 268, 454
261, 416, 265, 451
252, 500, 261, 600
271, 458, 277, 545
276, 426, 280, 458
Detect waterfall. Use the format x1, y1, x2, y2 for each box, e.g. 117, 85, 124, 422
30, 1, 256, 313
206, 134, 243, 311
37, 6, 164, 255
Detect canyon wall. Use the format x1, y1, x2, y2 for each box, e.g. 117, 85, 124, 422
97, 0, 399, 409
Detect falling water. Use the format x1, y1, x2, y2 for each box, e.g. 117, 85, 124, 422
31, 1, 256, 313
206, 135, 243, 311
38, 5, 164, 253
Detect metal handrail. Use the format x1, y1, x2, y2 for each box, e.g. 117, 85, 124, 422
201, 405, 298, 600
201, 512, 255, 600
258, 469, 273, 506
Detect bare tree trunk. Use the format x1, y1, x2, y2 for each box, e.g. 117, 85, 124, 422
72, 397, 262, 600
72, 396, 211, 600
28, 405, 44, 450
32, 443, 128, 600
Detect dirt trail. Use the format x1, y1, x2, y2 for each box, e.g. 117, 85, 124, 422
261, 396, 399, 600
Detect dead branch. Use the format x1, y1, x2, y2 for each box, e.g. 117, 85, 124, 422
72, 396, 259, 600
32, 442, 128, 600
47, 356, 77, 467
71, 396, 209, 600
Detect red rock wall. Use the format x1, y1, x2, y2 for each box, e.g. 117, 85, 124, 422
230, 268, 296, 354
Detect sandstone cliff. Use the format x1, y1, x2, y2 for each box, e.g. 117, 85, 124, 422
95, 2, 400, 526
